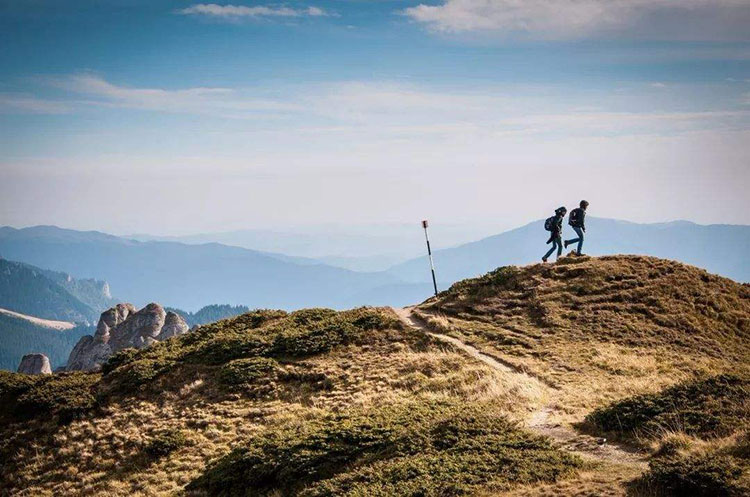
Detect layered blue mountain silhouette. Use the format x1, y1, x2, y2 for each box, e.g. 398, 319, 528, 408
1, 219, 747, 314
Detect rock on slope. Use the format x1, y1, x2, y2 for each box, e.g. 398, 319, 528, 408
16, 353, 52, 375
66, 303, 188, 371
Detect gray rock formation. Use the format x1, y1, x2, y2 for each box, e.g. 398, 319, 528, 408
17, 353, 52, 375
66, 303, 189, 372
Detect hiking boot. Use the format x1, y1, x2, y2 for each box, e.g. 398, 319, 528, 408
564, 240, 569, 248
542, 257, 548, 263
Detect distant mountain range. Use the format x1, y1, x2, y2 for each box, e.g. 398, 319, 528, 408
1, 219, 747, 317
388, 218, 750, 288
0, 258, 114, 324
127, 223, 498, 272
0, 226, 403, 311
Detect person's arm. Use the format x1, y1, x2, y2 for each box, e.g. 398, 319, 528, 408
581, 210, 586, 231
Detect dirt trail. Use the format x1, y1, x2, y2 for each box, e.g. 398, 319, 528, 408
393, 306, 647, 467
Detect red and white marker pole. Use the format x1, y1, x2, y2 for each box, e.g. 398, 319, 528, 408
422, 220, 438, 297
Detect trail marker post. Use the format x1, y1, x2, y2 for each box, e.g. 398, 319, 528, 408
422, 220, 439, 297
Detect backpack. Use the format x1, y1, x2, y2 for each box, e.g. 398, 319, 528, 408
569, 208, 581, 227
544, 216, 556, 231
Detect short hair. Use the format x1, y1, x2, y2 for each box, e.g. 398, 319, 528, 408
580, 200, 589, 208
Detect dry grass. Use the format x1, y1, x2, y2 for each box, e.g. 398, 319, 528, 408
3, 256, 747, 496
0, 308, 545, 496
416, 255, 750, 420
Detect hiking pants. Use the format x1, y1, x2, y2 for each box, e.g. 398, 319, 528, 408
544, 236, 562, 260
566, 226, 584, 255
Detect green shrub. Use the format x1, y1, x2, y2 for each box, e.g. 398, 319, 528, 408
187, 334, 271, 365
643, 452, 746, 497
101, 347, 139, 375
13, 372, 99, 421
100, 307, 402, 397
586, 374, 749, 439
290, 308, 338, 326
188, 399, 582, 497
0, 370, 42, 398
144, 429, 188, 458
104, 358, 175, 393
271, 319, 358, 357
219, 357, 279, 386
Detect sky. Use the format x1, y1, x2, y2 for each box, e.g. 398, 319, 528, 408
1, 0, 749, 236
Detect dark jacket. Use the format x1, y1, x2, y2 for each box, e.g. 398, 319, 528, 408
569, 208, 586, 229
547, 214, 564, 242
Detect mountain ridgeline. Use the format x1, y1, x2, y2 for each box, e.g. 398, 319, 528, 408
1, 221, 748, 314
0, 226, 403, 311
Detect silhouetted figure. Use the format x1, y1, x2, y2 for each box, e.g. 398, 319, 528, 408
565, 200, 589, 255
543, 207, 567, 262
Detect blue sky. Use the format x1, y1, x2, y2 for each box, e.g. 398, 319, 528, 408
1, 0, 749, 235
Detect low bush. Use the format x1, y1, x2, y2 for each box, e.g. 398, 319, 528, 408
641, 450, 748, 497
188, 399, 582, 496
219, 357, 279, 386
100, 307, 403, 396
13, 372, 100, 422
101, 347, 139, 375
104, 358, 175, 393
585, 374, 749, 439
144, 429, 188, 459
0, 370, 42, 398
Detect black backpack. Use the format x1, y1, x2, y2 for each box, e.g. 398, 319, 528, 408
569, 208, 581, 227
544, 216, 556, 231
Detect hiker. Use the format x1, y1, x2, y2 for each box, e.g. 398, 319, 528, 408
565, 200, 589, 255
542, 206, 567, 262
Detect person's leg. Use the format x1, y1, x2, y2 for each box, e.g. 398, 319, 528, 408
574, 226, 584, 254
543, 243, 556, 261
565, 231, 580, 248
555, 237, 562, 258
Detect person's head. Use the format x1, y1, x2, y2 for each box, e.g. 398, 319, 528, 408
580, 200, 589, 210
555, 206, 567, 216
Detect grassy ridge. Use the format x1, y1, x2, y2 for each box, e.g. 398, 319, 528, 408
0, 307, 406, 424
426, 255, 749, 358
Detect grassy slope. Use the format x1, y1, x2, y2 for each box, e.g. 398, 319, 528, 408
414, 254, 749, 496
1, 255, 747, 496
416, 255, 749, 418
0, 307, 567, 496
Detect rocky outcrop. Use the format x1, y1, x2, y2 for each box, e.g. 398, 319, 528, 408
17, 353, 52, 375
66, 303, 189, 372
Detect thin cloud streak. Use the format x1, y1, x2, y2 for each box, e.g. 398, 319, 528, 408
402, 0, 750, 40
0, 94, 71, 114
11, 76, 750, 138
178, 3, 330, 20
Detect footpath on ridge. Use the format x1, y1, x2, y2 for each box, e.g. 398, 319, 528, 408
392, 306, 647, 469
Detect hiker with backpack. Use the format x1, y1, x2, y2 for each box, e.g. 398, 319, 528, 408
565, 200, 589, 255
542, 206, 567, 262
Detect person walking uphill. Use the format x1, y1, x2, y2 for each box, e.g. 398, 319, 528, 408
542, 207, 567, 262
565, 200, 589, 255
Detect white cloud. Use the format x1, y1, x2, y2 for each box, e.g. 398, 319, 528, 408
178, 3, 329, 20
49, 74, 300, 118
17, 76, 748, 137
0, 94, 70, 114
402, 0, 750, 40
